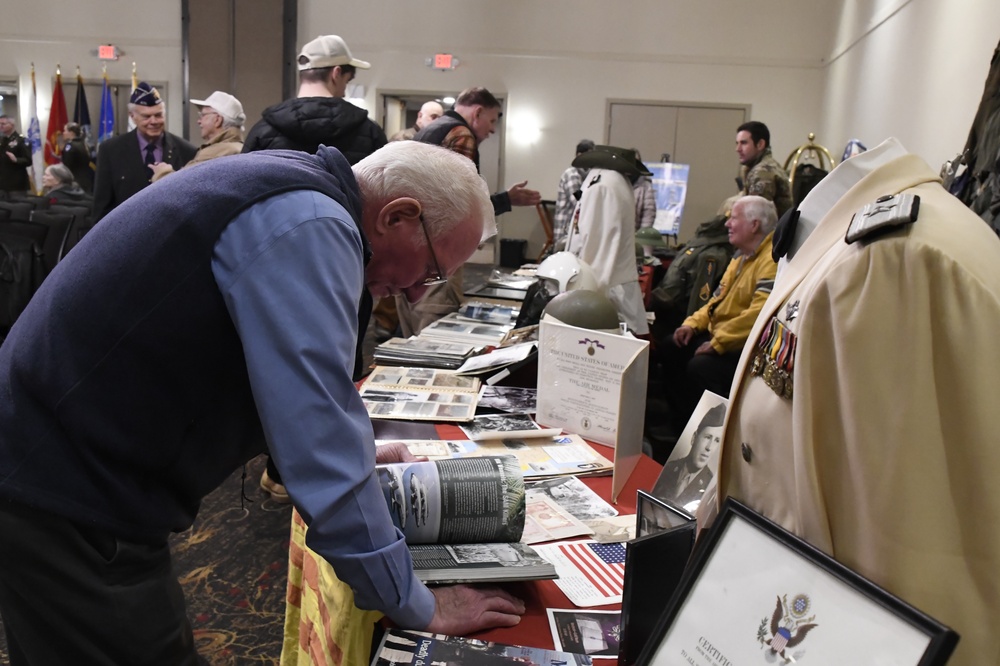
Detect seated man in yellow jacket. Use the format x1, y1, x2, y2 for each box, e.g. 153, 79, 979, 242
658, 195, 777, 437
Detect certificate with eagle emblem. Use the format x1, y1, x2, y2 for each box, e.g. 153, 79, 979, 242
636, 500, 958, 666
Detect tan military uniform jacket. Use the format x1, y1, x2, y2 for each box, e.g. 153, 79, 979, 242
717, 154, 1000, 664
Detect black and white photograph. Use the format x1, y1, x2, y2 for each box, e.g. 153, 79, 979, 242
651, 392, 728, 513
478, 386, 537, 414
460, 413, 559, 441
359, 372, 480, 422
527, 476, 618, 521
361, 389, 421, 403
435, 404, 473, 419
457, 302, 518, 325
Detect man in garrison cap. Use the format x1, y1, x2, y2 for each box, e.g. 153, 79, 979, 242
93, 81, 197, 221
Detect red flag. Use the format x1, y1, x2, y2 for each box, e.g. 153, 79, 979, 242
44, 68, 68, 165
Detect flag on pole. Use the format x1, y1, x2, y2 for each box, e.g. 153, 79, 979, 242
98, 65, 114, 144
127, 62, 138, 131
27, 65, 45, 194
73, 67, 94, 155
44, 66, 68, 165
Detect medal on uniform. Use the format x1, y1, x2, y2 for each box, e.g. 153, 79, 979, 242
751, 315, 796, 399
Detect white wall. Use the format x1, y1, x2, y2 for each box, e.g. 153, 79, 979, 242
304, 0, 835, 246
3, 0, 998, 248
0, 2, 184, 139
821, 0, 1000, 170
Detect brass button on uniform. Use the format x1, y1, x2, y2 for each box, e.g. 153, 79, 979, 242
741, 442, 753, 463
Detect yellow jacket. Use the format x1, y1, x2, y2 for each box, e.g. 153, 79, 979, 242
683, 233, 776, 354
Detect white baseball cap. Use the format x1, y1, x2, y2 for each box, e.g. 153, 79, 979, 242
297, 35, 371, 71
191, 91, 246, 128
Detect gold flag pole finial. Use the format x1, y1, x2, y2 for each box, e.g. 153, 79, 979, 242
56, 63, 61, 76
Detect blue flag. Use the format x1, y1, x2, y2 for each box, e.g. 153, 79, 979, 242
98, 70, 114, 144
73, 73, 94, 158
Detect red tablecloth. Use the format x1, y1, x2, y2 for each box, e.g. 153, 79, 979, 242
433, 424, 664, 660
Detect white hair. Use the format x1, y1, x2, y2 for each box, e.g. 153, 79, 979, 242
735, 195, 778, 234
352, 141, 496, 244
215, 113, 243, 131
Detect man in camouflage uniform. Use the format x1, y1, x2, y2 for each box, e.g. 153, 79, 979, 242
735, 121, 792, 217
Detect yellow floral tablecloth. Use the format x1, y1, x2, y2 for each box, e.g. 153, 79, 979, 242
280, 509, 383, 666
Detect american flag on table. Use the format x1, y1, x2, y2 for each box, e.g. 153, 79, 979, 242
534, 540, 626, 607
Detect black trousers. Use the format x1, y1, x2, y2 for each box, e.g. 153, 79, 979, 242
0, 499, 203, 666
655, 331, 741, 433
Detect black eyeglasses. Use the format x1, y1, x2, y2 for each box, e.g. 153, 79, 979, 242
419, 215, 448, 286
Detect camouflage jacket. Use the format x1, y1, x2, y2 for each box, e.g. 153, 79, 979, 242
741, 147, 793, 217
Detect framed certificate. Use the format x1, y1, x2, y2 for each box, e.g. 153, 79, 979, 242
637, 499, 958, 666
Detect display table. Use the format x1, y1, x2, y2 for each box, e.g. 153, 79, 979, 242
280, 423, 662, 666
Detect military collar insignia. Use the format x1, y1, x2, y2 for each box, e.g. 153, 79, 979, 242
785, 300, 799, 322
846, 193, 920, 244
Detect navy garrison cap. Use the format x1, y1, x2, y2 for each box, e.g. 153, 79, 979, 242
130, 82, 162, 106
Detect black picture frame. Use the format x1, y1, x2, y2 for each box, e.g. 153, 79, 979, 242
619, 495, 696, 666
636, 499, 959, 666
635, 489, 694, 539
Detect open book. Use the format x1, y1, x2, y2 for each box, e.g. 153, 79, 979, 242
377, 455, 556, 584
360, 367, 481, 422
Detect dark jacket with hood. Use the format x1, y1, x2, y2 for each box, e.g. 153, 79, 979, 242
242, 96, 387, 164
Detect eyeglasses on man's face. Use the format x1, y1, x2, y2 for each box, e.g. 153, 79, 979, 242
419, 215, 448, 287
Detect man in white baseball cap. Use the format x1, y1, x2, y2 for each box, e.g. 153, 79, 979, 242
242, 34, 388, 502
296, 34, 371, 71
151, 90, 246, 182
242, 34, 387, 164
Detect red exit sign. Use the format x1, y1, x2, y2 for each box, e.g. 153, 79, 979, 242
98, 44, 119, 61
433, 53, 455, 70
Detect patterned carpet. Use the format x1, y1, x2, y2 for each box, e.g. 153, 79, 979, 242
172, 454, 294, 664
0, 454, 294, 665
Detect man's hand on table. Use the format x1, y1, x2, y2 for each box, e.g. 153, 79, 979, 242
424, 584, 525, 634
375, 441, 426, 464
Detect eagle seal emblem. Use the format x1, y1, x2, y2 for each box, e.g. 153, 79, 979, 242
756, 593, 817, 663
